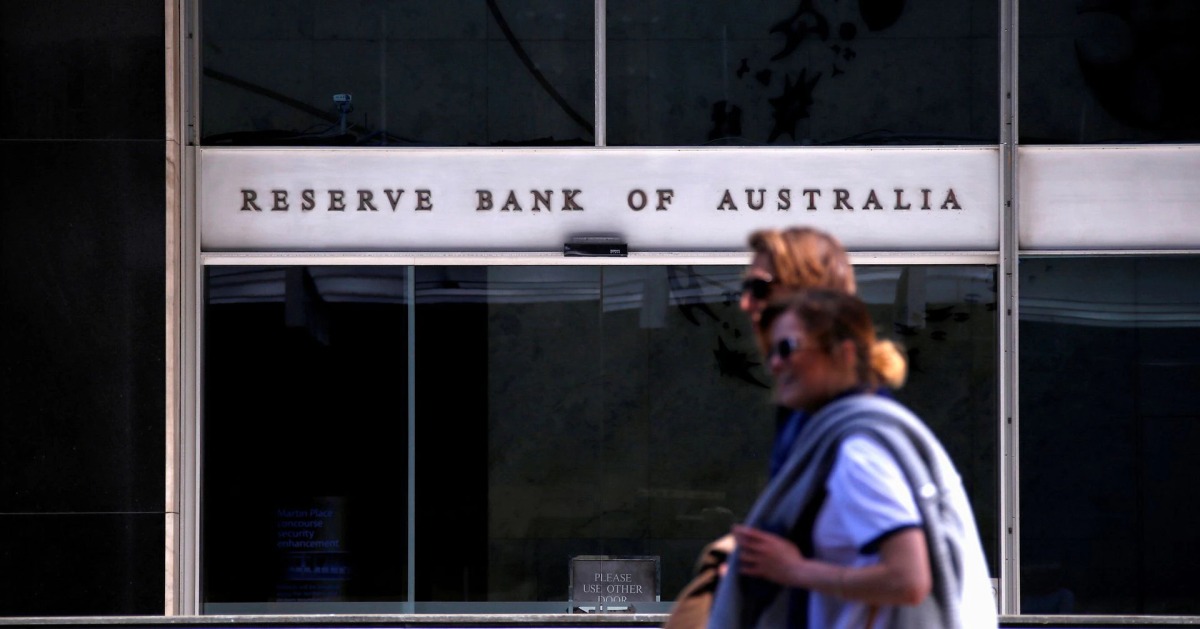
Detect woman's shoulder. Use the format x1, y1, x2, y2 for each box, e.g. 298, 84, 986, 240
832, 434, 907, 485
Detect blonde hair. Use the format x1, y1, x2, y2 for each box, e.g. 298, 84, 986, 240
759, 289, 907, 390
869, 339, 907, 390
747, 227, 856, 294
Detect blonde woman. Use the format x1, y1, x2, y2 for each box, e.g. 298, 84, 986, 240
709, 290, 996, 628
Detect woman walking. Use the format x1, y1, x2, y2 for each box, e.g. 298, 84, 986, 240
708, 290, 996, 628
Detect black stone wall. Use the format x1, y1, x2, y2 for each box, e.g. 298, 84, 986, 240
0, 0, 166, 616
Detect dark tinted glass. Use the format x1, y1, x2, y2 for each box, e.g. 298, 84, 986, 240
202, 267, 411, 608
416, 264, 996, 609
1020, 257, 1200, 614
202, 263, 996, 612
201, 1, 594, 146
1020, 2, 1200, 144
607, 0, 999, 146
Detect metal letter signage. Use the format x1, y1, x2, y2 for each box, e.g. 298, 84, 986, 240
199, 147, 999, 252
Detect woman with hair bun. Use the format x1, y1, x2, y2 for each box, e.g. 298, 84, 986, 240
707, 289, 996, 628
664, 227, 864, 629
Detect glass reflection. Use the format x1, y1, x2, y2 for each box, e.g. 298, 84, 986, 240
607, 0, 998, 146
202, 267, 411, 608
1020, 2, 1200, 143
1020, 257, 1200, 614
202, 264, 996, 612
201, 0, 594, 146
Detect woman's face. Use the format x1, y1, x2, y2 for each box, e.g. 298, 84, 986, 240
739, 252, 777, 326
767, 311, 857, 411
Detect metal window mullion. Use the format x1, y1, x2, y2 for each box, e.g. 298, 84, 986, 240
199, 251, 1000, 267
998, 0, 1021, 616
407, 267, 417, 609
594, 0, 606, 146
180, 0, 204, 608
165, 0, 184, 615
181, 144, 202, 615
186, 0, 200, 145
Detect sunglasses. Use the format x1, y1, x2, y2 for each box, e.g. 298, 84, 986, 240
741, 276, 775, 300
767, 337, 805, 361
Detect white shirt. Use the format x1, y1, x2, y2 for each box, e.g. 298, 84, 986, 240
808, 436, 998, 628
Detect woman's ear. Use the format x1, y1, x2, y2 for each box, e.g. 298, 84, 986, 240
834, 338, 858, 373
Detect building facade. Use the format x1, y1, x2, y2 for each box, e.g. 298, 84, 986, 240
2, 0, 1199, 622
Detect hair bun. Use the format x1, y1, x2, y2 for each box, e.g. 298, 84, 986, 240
870, 339, 908, 389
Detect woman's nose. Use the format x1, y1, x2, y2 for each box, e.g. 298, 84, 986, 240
739, 290, 754, 314
767, 351, 786, 375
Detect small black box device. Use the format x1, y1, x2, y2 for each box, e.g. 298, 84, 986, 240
564, 235, 627, 257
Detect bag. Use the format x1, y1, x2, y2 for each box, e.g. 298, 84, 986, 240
663, 534, 734, 629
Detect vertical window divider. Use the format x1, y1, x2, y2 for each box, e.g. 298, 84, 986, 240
595, 0, 606, 147
182, 146, 201, 616
166, 0, 185, 615
998, 0, 1021, 615
407, 266, 417, 608
177, 0, 202, 615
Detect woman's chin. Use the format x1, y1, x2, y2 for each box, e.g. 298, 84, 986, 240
774, 392, 803, 409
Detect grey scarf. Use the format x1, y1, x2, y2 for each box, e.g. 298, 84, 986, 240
708, 394, 968, 628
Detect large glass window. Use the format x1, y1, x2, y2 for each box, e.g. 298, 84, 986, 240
201, 0, 595, 146
202, 267, 412, 607
1020, 256, 1200, 614
202, 263, 996, 612
1020, 2, 1200, 144
607, 0, 998, 146
199, 0, 999, 147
